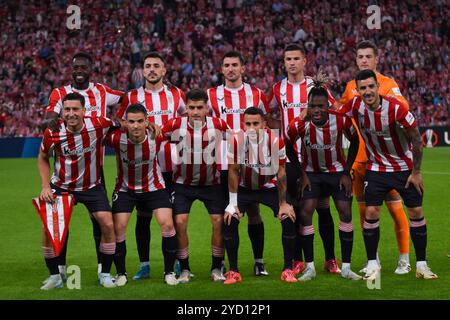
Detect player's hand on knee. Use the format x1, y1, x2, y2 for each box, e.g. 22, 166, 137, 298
339, 174, 353, 197
224, 204, 241, 225
278, 202, 295, 222
405, 171, 424, 195
39, 186, 55, 203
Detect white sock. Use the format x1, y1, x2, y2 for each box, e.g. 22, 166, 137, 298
306, 262, 315, 270
140, 261, 150, 267
255, 259, 264, 264
416, 261, 427, 269
399, 254, 410, 263
58, 265, 66, 274
367, 259, 379, 269
49, 274, 61, 280
342, 263, 351, 271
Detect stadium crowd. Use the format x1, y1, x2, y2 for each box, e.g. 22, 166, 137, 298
0, 0, 448, 137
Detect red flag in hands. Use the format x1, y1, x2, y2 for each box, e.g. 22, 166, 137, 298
32, 193, 75, 256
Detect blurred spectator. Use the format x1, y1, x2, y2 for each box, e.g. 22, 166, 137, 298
0, 0, 448, 137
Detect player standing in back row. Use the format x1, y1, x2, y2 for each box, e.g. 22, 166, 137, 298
267, 44, 339, 275
44, 52, 123, 279
116, 52, 186, 281
207, 51, 271, 276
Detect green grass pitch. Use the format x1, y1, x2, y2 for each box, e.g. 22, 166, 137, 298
0, 148, 448, 300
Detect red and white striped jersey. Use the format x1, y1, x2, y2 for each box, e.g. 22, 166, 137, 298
268, 77, 336, 160
339, 96, 416, 172
106, 129, 165, 193
207, 83, 269, 169
287, 111, 355, 173
116, 85, 186, 172
162, 116, 230, 186
229, 129, 286, 190
41, 117, 113, 191
46, 82, 123, 117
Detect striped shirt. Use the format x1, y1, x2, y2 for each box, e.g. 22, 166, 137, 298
207, 83, 269, 169
268, 77, 336, 160
339, 96, 416, 172
46, 82, 123, 117
287, 112, 355, 173
162, 116, 229, 186
106, 129, 165, 193
41, 117, 112, 191
116, 85, 186, 172
229, 129, 286, 190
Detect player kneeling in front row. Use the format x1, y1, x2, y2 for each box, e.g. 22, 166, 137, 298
286, 77, 361, 281
107, 103, 178, 286
224, 107, 297, 284
38, 93, 120, 289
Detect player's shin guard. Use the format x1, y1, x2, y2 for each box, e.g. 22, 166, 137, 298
224, 217, 240, 272
100, 242, 116, 273
293, 207, 304, 262
56, 229, 68, 266
248, 222, 264, 261
317, 207, 335, 260
281, 218, 296, 270
409, 218, 427, 261
386, 201, 410, 254
43, 247, 59, 275
135, 215, 152, 263
339, 221, 354, 263
161, 229, 177, 274
91, 217, 102, 264
177, 247, 190, 271
363, 219, 380, 260
113, 235, 127, 275
300, 225, 315, 263
212, 245, 225, 271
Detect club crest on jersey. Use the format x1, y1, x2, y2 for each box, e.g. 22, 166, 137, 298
380, 116, 389, 126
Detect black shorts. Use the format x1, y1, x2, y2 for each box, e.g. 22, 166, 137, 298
50, 184, 111, 213
364, 170, 423, 207
112, 189, 172, 214
285, 162, 301, 201
238, 186, 283, 217
172, 183, 225, 215
220, 170, 230, 203
301, 172, 352, 201
162, 171, 173, 193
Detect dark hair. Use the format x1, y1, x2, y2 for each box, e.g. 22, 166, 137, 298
72, 52, 93, 64
243, 107, 265, 118
307, 70, 330, 103
356, 40, 378, 56
143, 51, 166, 64
62, 92, 85, 107
125, 104, 148, 117
186, 89, 208, 103
222, 50, 244, 65
355, 69, 378, 85
283, 43, 306, 57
